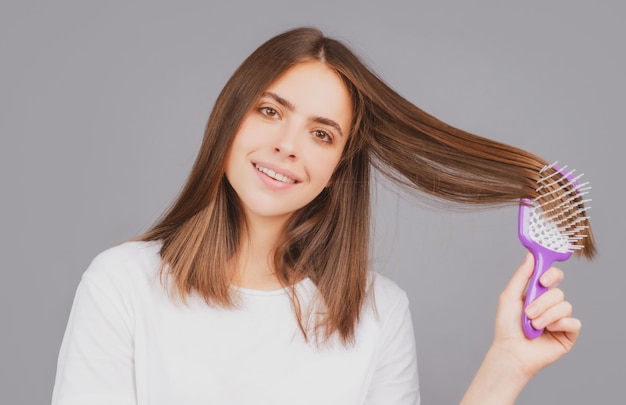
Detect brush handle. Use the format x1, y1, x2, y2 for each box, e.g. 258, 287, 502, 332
522, 249, 556, 339
518, 199, 573, 339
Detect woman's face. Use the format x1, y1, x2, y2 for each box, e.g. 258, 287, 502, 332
225, 61, 353, 225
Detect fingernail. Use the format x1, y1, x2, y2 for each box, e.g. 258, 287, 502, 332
540, 275, 551, 286
526, 306, 538, 317
534, 316, 545, 328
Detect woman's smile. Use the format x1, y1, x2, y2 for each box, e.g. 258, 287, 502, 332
253, 162, 299, 185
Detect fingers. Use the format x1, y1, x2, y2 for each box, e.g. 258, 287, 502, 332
525, 266, 571, 331
499, 253, 563, 302
492, 254, 581, 375
525, 288, 565, 318
527, 293, 571, 329
497, 254, 577, 340
539, 266, 564, 289
502, 253, 573, 327
546, 316, 582, 335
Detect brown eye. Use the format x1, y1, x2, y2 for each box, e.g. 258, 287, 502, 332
259, 107, 280, 119
313, 129, 332, 143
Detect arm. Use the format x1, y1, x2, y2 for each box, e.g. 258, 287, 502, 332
460, 253, 581, 405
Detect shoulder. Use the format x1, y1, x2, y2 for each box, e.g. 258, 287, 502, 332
82, 240, 163, 287
87, 240, 162, 267
367, 271, 410, 316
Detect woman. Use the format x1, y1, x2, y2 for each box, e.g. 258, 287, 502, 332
52, 27, 594, 405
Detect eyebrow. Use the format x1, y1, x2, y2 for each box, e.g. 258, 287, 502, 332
261, 91, 345, 138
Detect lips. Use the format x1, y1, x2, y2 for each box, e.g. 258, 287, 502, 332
253, 163, 298, 184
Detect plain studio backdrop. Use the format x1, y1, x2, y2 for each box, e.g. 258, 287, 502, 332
1, 1, 623, 404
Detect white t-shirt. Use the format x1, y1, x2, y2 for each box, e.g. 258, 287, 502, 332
52, 241, 419, 404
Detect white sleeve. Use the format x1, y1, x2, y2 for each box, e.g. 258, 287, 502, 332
365, 291, 420, 405
51, 261, 137, 405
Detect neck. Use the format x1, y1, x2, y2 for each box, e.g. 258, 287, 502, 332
232, 214, 288, 290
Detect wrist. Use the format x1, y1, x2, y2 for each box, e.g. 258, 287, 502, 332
460, 344, 532, 405
484, 343, 534, 385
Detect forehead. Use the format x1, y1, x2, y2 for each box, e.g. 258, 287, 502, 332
264, 61, 353, 133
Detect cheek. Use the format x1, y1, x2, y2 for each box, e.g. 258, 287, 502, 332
309, 150, 343, 186
230, 125, 253, 151
232, 114, 267, 147
224, 132, 252, 180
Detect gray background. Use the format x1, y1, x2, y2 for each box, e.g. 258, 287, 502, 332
1, 0, 623, 404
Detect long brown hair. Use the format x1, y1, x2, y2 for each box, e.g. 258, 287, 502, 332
140, 27, 595, 344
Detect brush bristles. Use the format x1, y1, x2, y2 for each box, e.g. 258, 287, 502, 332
533, 162, 593, 253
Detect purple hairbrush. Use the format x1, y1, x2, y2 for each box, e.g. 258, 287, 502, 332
518, 163, 591, 339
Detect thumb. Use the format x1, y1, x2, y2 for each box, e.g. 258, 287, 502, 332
503, 252, 534, 300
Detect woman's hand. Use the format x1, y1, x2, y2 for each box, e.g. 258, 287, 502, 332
460, 253, 581, 405
492, 252, 581, 378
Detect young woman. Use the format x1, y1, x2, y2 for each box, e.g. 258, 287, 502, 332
52, 27, 594, 405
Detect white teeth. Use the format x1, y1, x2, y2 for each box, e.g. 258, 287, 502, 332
254, 164, 296, 184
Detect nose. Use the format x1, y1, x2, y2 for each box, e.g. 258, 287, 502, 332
273, 125, 299, 159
